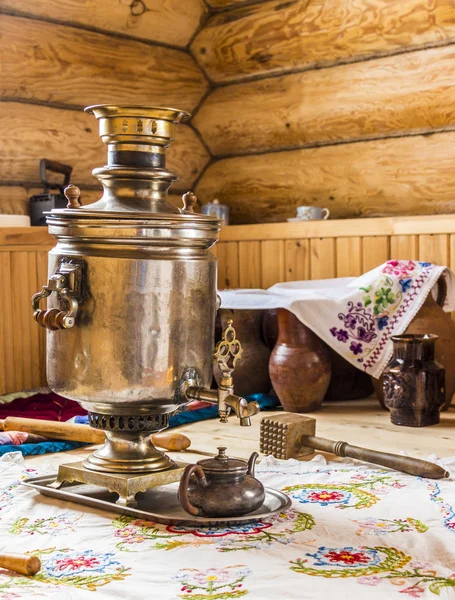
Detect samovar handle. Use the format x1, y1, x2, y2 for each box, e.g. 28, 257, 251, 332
31, 186, 83, 330
32, 268, 80, 330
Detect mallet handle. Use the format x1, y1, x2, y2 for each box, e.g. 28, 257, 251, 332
0, 553, 41, 576
302, 435, 449, 479
0, 417, 190, 451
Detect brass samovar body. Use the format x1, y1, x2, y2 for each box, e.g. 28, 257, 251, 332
32, 106, 259, 492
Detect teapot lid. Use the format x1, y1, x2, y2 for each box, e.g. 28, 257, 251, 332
197, 447, 248, 474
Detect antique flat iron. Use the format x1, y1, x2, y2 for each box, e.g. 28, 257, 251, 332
30, 104, 260, 508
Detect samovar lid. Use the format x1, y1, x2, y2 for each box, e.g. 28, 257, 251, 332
46, 105, 220, 244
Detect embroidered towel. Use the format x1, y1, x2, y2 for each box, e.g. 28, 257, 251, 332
219, 260, 455, 378
0, 452, 453, 599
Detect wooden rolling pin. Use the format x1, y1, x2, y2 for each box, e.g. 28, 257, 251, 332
0, 417, 190, 451
0, 553, 41, 576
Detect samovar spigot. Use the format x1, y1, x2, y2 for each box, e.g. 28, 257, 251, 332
184, 319, 260, 426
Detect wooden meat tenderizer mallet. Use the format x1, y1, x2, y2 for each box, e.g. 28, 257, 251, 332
0, 417, 191, 452
0, 553, 41, 576
259, 414, 449, 479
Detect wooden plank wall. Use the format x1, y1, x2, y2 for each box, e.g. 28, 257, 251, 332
1, 214, 454, 394
191, 0, 455, 224
0, 2, 209, 213
214, 215, 455, 288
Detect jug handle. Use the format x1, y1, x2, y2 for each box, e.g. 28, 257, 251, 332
247, 452, 259, 477
178, 464, 207, 516
436, 276, 447, 308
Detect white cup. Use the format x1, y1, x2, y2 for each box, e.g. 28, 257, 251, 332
296, 206, 330, 220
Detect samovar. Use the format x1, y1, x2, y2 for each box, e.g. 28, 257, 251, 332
31, 105, 259, 506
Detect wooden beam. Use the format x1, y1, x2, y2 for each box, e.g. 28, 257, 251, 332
191, 0, 455, 84
194, 45, 455, 156
218, 215, 455, 243
1, 0, 207, 48
205, 0, 256, 8
1, 15, 208, 112
196, 131, 455, 224
0, 103, 210, 190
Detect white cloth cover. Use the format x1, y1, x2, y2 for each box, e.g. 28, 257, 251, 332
0, 452, 454, 599
219, 260, 455, 378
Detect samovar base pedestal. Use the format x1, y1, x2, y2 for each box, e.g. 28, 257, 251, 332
48, 461, 187, 507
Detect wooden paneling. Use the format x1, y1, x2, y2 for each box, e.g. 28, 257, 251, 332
336, 237, 362, 277
284, 239, 310, 282
238, 241, 262, 288
261, 240, 285, 288
1, 15, 207, 112
1, 0, 206, 48
390, 236, 419, 261
192, 0, 455, 83
1, 103, 209, 191
362, 237, 389, 272
418, 234, 450, 265
310, 238, 336, 280
196, 132, 455, 224
194, 45, 455, 155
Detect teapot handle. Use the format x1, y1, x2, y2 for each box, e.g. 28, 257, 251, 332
247, 452, 259, 477
178, 464, 207, 516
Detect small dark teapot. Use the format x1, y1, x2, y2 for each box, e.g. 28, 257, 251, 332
178, 447, 265, 517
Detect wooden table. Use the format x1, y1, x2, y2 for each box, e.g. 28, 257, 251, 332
24, 398, 455, 473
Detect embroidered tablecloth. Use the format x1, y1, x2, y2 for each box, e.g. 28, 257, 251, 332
0, 453, 454, 599
218, 260, 455, 378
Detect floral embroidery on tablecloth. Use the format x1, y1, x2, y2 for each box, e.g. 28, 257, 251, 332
283, 472, 406, 510
328, 260, 434, 366
112, 510, 315, 553
0, 482, 20, 515
351, 517, 428, 536
173, 566, 251, 599
0, 571, 40, 599
290, 545, 455, 597
31, 547, 130, 591
425, 480, 455, 531
10, 512, 82, 536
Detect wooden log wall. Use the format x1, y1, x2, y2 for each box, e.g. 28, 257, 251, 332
0, 2, 210, 213
191, 0, 455, 224
1, 214, 454, 394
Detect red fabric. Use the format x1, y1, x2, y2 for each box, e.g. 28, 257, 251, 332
0, 393, 87, 422
0, 393, 210, 423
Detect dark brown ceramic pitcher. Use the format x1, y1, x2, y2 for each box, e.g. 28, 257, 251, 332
269, 309, 331, 412
374, 277, 455, 410
383, 334, 445, 427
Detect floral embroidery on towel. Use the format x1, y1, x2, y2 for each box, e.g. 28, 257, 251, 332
329, 260, 434, 367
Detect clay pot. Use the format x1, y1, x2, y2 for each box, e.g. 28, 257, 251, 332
374, 278, 455, 410
269, 309, 331, 412
324, 347, 374, 401
262, 309, 279, 350
383, 334, 445, 427
214, 309, 271, 397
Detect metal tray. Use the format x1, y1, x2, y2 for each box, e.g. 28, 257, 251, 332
23, 475, 291, 526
